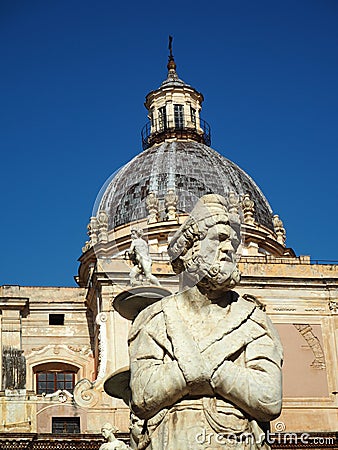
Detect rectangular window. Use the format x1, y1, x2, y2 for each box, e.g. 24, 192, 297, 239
37, 372, 75, 394
158, 106, 167, 131
49, 314, 64, 325
150, 108, 154, 126
190, 107, 196, 126
52, 417, 80, 434
174, 104, 184, 129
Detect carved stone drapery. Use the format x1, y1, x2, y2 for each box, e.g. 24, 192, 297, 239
2, 346, 26, 391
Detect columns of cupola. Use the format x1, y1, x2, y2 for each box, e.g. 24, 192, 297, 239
142, 41, 211, 149
145, 85, 204, 136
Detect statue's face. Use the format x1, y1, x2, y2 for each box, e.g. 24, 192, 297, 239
101, 427, 110, 438
185, 220, 241, 296
131, 230, 137, 239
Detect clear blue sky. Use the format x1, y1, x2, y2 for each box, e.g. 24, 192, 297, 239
1, 0, 337, 286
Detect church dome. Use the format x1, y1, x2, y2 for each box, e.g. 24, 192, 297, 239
97, 140, 274, 231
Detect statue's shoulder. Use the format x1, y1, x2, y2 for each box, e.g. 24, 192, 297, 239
234, 293, 270, 328
241, 294, 283, 356
129, 294, 175, 340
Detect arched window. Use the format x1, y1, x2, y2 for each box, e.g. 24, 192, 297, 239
34, 362, 79, 395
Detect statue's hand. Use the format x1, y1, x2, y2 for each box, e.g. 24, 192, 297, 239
188, 374, 214, 397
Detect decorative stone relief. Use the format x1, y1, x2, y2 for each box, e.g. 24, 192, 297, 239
96, 312, 108, 381
293, 324, 326, 369
73, 312, 108, 408
82, 216, 98, 252
273, 214, 286, 245
329, 301, 338, 314
2, 346, 26, 391
126, 228, 160, 287
67, 345, 92, 355
146, 192, 159, 224
228, 191, 240, 215
88, 217, 99, 245
82, 240, 91, 253
28, 344, 92, 358
164, 189, 178, 221
42, 389, 73, 403
241, 193, 255, 225
98, 211, 109, 243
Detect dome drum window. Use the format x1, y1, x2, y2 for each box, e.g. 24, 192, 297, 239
142, 115, 211, 150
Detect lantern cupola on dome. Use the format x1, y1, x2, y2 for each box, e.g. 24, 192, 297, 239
141, 36, 211, 150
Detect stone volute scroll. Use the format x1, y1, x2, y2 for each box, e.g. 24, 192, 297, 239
127, 194, 283, 449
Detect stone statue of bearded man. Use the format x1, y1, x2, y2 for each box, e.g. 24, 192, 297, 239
128, 194, 283, 450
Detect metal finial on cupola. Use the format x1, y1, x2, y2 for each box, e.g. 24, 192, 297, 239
167, 35, 177, 72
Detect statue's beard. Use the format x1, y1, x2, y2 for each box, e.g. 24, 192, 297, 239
183, 253, 240, 293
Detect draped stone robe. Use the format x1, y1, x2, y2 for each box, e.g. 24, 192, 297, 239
129, 291, 283, 450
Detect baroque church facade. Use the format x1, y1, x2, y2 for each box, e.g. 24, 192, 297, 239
0, 49, 337, 448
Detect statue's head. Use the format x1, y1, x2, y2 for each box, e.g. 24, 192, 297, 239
168, 194, 241, 297
101, 422, 118, 439
131, 228, 143, 239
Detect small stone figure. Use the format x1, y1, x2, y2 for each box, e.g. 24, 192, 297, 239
126, 228, 160, 287
164, 189, 178, 221
129, 413, 144, 449
99, 423, 129, 450
129, 194, 283, 449
146, 192, 159, 224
